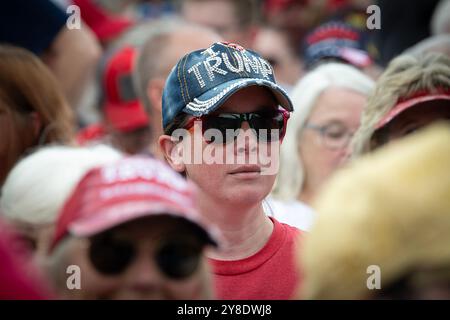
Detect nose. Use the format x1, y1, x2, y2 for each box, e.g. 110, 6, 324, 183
235, 121, 258, 155
123, 250, 163, 297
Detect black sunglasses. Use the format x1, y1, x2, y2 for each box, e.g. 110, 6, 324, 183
184, 107, 290, 144
88, 233, 203, 280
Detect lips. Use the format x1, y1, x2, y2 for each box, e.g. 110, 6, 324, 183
229, 165, 262, 175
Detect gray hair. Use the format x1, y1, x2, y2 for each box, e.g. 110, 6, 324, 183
272, 63, 375, 201
133, 17, 184, 115
132, 17, 220, 115
404, 35, 450, 57
431, 0, 450, 35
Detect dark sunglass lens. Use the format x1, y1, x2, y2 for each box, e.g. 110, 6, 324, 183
89, 235, 135, 275
155, 240, 202, 280
250, 111, 284, 142
203, 115, 241, 144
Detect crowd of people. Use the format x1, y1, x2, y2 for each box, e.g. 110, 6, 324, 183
0, 0, 449, 300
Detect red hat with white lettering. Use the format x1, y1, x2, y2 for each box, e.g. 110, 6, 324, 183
51, 157, 218, 251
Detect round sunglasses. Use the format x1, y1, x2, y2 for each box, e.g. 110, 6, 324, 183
88, 233, 203, 280
183, 107, 290, 144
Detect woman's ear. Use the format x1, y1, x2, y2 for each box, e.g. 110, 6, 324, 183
29, 112, 43, 139
159, 135, 186, 173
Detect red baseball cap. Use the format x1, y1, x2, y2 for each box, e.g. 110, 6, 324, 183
73, 0, 134, 42
76, 123, 107, 146
375, 89, 450, 130
51, 157, 218, 251
102, 46, 150, 132
303, 21, 373, 69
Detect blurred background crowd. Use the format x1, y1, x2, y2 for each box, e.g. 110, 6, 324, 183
0, 0, 449, 300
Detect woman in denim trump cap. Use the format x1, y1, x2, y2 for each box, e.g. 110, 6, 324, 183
159, 41, 304, 300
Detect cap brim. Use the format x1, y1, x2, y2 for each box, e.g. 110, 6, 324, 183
104, 101, 149, 132
183, 78, 293, 116
339, 47, 372, 68
68, 201, 218, 247
376, 94, 450, 130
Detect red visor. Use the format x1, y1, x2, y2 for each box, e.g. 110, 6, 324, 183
376, 90, 450, 130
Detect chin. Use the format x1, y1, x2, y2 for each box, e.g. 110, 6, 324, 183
223, 187, 268, 205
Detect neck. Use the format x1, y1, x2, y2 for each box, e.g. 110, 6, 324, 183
199, 195, 274, 261
298, 186, 314, 206
150, 118, 164, 160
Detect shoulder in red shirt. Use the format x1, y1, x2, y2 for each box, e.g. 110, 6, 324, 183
210, 217, 304, 300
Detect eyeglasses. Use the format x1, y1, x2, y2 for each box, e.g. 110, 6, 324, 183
184, 107, 290, 144
304, 122, 355, 150
88, 233, 203, 280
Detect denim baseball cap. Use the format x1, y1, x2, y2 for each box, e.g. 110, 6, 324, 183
162, 42, 294, 129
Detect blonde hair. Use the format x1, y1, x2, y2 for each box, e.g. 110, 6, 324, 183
351, 52, 450, 157
0, 145, 122, 226
272, 63, 374, 201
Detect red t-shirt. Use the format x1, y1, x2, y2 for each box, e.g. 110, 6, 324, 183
210, 217, 303, 300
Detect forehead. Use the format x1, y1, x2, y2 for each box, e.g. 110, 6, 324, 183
254, 29, 290, 55
308, 87, 366, 121
182, 0, 237, 27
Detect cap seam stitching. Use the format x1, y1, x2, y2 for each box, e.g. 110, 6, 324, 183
182, 54, 191, 102
177, 57, 188, 105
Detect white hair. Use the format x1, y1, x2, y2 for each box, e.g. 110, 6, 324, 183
404, 35, 450, 57
431, 0, 450, 35
0, 145, 122, 225
272, 63, 375, 201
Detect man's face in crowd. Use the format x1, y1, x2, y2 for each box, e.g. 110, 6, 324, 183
144, 28, 222, 143
108, 125, 153, 155
181, 0, 252, 47
53, 216, 214, 299
177, 86, 280, 207
252, 28, 303, 88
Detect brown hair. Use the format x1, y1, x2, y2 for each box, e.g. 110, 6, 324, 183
0, 45, 75, 185
163, 112, 191, 136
